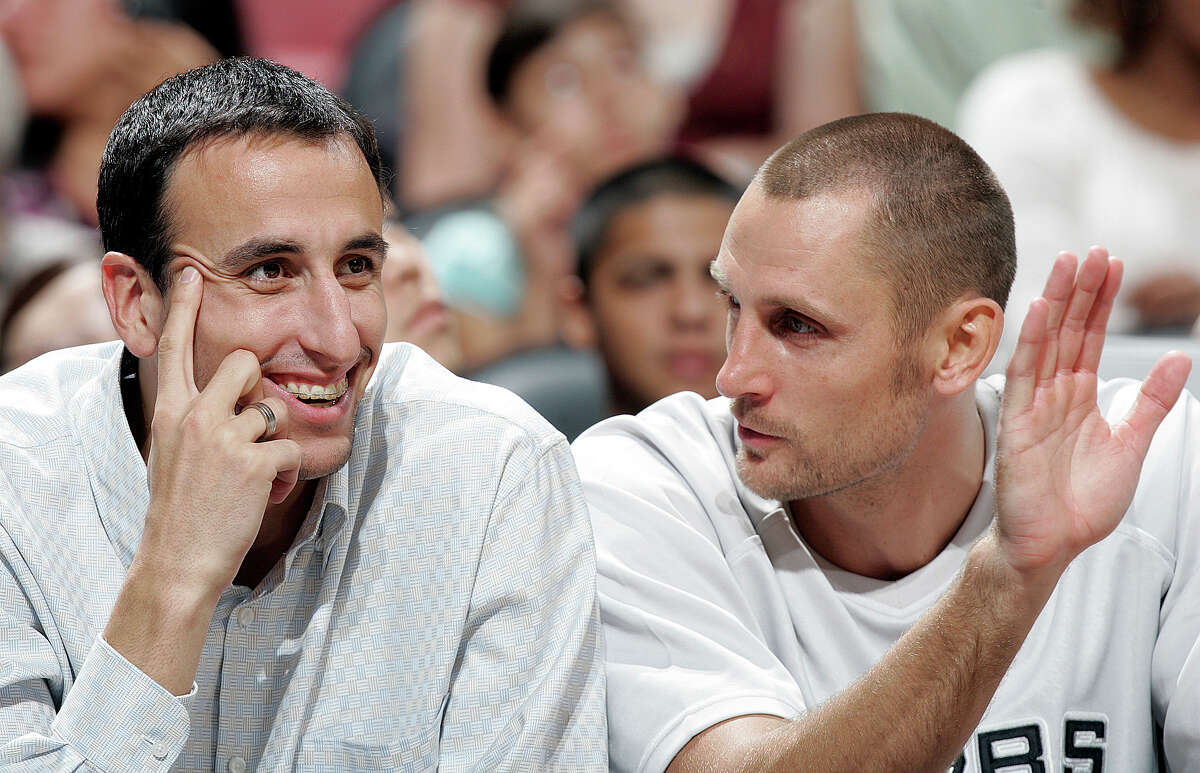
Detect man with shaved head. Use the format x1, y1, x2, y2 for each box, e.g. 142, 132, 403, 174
574, 112, 1200, 771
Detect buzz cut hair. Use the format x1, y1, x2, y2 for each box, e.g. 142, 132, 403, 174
756, 112, 1016, 339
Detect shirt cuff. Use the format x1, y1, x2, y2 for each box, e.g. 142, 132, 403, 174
51, 637, 192, 771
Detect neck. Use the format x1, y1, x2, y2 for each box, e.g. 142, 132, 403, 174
790, 392, 986, 580
1093, 29, 1200, 141
235, 480, 318, 588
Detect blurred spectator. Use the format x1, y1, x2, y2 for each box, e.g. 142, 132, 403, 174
409, 0, 684, 370
960, 0, 1200, 359
0, 259, 115, 373
397, 0, 860, 211
0, 39, 27, 298
393, 0, 511, 208
381, 222, 464, 372
857, 0, 1078, 127
563, 157, 737, 414
626, 0, 862, 182
1, 0, 216, 225
236, 0, 396, 88
121, 0, 244, 58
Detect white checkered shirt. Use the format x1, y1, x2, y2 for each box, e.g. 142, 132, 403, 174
0, 342, 606, 771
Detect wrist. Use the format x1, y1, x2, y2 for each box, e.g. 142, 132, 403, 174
968, 529, 1063, 618
103, 559, 221, 696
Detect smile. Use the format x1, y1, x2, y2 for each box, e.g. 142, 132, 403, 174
271, 376, 349, 406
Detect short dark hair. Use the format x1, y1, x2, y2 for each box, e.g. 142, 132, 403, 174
572, 156, 742, 287
1071, 0, 1159, 69
757, 112, 1016, 339
97, 57, 385, 290
485, 0, 622, 109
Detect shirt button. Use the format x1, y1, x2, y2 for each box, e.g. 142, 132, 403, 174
228, 755, 247, 773
236, 607, 254, 627
150, 741, 168, 760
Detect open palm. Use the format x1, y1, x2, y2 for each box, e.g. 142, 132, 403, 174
996, 248, 1191, 578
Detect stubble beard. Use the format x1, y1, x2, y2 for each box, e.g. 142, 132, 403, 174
732, 351, 929, 503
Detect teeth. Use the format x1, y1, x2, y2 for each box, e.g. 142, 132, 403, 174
279, 376, 348, 401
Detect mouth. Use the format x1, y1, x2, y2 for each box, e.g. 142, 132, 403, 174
266, 371, 351, 409
735, 421, 785, 450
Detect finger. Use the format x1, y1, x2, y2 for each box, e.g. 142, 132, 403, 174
230, 396, 289, 442
1112, 350, 1191, 460
197, 349, 263, 418
155, 266, 203, 403
1053, 247, 1109, 373
1036, 252, 1078, 384
258, 439, 302, 505
1075, 257, 1123, 374
1004, 297, 1050, 412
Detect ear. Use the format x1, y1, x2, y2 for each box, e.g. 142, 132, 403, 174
557, 274, 598, 350
100, 252, 164, 358
927, 295, 1004, 397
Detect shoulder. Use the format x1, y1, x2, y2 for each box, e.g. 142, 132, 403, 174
959, 48, 1094, 148
0, 342, 122, 449
361, 342, 567, 462
963, 48, 1085, 115
572, 392, 763, 546
572, 391, 735, 482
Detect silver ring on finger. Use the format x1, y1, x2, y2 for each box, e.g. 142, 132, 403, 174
244, 401, 277, 440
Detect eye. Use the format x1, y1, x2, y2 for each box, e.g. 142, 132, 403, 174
721, 291, 740, 311
245, 260, 288, 284
343, 255, 373, 275
778, 314, 817, 336
338, 254, 381, 285
617, 261, 672, 290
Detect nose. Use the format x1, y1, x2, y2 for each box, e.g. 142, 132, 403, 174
715, 313, 772, 402
297, 272, 362, 368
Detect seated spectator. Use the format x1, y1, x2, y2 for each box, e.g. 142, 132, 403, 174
0, 259, 115, 373
0, 57, 605, 770
410, 0, 684, 369
381, 222, 464, 372
1, 0, 215, 225
563, 157, 737, 415
626, 0, 862, 182
959, 0, 1200, 359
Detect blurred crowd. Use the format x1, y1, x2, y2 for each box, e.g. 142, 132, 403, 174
1, 0, 1196, 438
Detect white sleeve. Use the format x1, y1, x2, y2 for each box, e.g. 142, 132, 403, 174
0, 471, 192, 771
574, 427, 807, 773
1149, 396, 1200, 770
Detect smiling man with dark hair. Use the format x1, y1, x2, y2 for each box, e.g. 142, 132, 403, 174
0, 58, 606, 772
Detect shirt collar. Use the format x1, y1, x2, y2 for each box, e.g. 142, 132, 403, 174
73, 344, 150, 570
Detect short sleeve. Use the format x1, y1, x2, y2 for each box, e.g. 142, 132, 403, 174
574, 422, 807, 773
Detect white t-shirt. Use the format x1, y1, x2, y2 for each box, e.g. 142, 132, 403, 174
958, 49, 1200, 362
573, 376, 1200, 773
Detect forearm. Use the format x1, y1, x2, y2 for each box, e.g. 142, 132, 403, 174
678, 530, 1057, 773
102, 558, 218, 696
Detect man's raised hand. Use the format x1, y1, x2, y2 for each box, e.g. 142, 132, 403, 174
139, 265, 301, 597
995, 247, 1191, 586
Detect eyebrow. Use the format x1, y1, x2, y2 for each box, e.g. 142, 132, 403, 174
709, 259, 728, 288
216, 232, 389, 273
710, 257, 835, 322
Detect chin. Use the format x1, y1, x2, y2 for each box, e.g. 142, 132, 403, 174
297, 436, 354, 481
